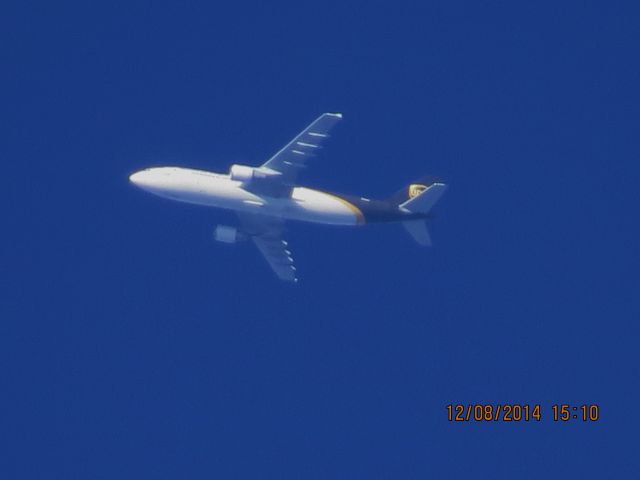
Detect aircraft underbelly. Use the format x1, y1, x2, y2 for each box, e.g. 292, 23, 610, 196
152, 177, 360, 226
201, 187, 359, 225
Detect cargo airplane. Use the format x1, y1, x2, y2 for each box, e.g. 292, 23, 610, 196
129, 113, 447, 282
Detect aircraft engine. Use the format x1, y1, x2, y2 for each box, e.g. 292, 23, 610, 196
229, 164, 254, 183
214, 225, 240, 243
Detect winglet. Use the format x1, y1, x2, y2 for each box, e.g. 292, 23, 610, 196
327, 112, 343, 119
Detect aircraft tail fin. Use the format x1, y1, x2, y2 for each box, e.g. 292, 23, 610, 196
394, 178, 447, 246
388, 176, 442, 206
399, 182, 448, 214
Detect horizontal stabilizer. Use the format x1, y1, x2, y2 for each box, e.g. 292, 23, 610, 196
403, 220, 432, 246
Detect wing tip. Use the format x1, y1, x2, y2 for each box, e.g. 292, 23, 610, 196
326, 112, 343, 119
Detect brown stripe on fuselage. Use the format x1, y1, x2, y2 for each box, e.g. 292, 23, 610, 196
322, 192, 366, 225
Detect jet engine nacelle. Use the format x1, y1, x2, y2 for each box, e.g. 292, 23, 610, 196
214, 225, 240, 243
229, 164, 254, 183
229, 164, 281, 183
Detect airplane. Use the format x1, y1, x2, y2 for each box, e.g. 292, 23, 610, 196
129, 113, 447, 282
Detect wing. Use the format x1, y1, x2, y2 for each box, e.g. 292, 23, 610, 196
260, 112, 343, 184
237, 212, 298, 282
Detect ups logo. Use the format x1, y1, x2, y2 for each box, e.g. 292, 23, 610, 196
408, 184, 427, 198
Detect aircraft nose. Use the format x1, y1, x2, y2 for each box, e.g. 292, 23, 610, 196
129, 170, 149, 187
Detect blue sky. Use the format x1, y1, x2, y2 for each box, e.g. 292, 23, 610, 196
2, 1, 639, 478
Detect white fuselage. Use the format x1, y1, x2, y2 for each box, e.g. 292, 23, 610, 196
129, 167, 363, 225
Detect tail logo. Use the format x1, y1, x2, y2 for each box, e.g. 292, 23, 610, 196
408, 184, 427, 198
